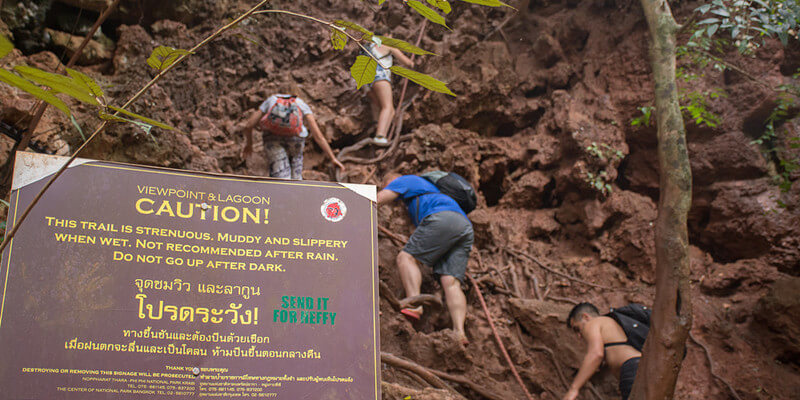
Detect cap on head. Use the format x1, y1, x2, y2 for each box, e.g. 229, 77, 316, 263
567, 302, 599, 329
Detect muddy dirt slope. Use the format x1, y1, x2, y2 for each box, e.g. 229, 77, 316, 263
1, 0, 800, 398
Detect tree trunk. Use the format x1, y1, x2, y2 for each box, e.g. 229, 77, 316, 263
631, 1, 693, 399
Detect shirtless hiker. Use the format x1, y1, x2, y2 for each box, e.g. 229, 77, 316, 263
563, 303, 642, 400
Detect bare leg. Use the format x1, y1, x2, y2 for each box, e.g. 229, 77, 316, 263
366, 88, 380, 121
372, 80, 394, 139
440, 275, 467, 337
396, 250, 422, 313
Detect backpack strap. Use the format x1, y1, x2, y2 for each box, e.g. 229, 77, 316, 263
410, 192, 436, 226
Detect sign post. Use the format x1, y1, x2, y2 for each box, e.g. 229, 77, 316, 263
0, 152, 380, 399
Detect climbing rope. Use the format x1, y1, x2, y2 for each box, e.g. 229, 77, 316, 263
470, 250, 535, 400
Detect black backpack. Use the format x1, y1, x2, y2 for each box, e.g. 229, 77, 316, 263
606, 304, 651, 352
420, 171, 478, 214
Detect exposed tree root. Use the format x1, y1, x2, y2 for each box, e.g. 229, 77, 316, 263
360, 166, 377, 184
547, 295, 580, 305
505, 248, 629, 291
380, 280, 442, 313
400, 294, 442, 310
689, 332, 742, 400
380, 352, 466, 399
379, 280, 402, 310
337, 94, 417, 164
530, 344, 570, 391
381, 352, 507, 400
378, 225, 407, 247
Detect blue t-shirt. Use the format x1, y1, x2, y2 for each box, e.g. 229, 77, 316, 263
385, 175, 468, 226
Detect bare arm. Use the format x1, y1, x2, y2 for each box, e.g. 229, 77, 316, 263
305, 114, 345, 173
563, 321, 605, 400
376, 189, 399, 205
241, 109, 264, 159
390, 48, 414, 68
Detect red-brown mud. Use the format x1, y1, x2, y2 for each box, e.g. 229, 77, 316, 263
1, 0, 799, 398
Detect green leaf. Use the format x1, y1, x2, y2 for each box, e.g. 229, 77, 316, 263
14, 65, 99, 105
711, 8, 730, 17
427, 0, 452, 14
330, 28, 348, 50
146, 46, 192, 71
390, 65, 455, 96
707, 24, 719, 37
66, 68, 104, 100
350, 55, 377, 90
108, 106, 176, 131
0, 35, 13, 59
98, 111, 128, 123
377, 35, 436, 56
0, 69, 71, 116
70, 114, 86, 141
459, 0, 513, 8
333, 20, 373, 39
697, 4, 712, 13
406, 1, 450, 30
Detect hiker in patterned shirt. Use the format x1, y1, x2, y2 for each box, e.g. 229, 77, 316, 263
242, 93, 345, 179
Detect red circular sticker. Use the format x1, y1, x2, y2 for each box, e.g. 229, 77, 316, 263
321, 197, 347, 222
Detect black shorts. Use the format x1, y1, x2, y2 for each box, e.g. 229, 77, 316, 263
403, 211, 473, 282
619, 356, 640, 400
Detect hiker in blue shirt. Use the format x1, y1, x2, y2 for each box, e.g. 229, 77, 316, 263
377, 173, 473, 345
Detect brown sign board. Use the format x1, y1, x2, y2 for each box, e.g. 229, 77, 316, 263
0, 152, 380, 399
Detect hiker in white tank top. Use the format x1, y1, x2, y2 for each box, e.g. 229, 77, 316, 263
361, 40, 414, 145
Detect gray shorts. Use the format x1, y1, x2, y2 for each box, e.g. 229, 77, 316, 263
403, 211, 473, 282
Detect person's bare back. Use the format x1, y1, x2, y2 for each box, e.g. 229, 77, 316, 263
564, 303, 644, 400
594, 316, 642, 376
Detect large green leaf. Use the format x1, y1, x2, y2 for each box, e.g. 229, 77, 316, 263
427, 0, 452, 14
390, 65, 455, 96
146, 46, 192, 71
330, 28, 348, 51
66, 68, 104, 100
333, 20, 373, 39
407, 1, 450, 30
14, 65, 100, 105
460, 0, 513, 8
377, 35, 436, 56
0, 35, 13, 59
0, 70, 71, 115
108, 106, 176, 131
350, 55, 377, 90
